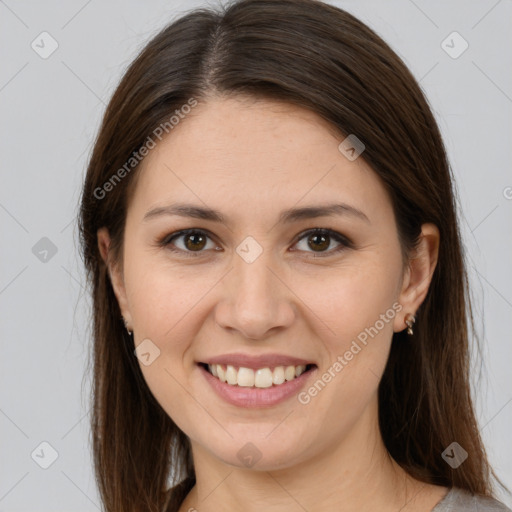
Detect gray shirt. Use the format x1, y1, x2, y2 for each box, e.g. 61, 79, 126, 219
165, 485, 512, 511
432, 487, 512, 511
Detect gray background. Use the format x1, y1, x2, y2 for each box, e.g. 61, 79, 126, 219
1, 0, 511, 510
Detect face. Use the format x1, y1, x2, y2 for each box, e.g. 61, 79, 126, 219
99, 96, 437, 472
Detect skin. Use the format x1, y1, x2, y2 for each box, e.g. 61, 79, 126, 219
98, 96, 447, 511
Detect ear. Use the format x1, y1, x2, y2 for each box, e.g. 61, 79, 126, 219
97, 227, 133, 330
393, 223, 440, 333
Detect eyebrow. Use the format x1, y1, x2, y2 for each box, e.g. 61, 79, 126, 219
143, 202, 370, 225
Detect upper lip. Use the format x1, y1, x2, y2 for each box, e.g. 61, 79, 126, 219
199, 353, 316, 370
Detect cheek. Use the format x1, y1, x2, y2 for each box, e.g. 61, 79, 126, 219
125, 257, 210, 434
292, 253, 402, 398
124, 250, 213, 343
295, 253, 401, 341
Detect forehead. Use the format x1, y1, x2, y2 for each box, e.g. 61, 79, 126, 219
127, 96, 392, 227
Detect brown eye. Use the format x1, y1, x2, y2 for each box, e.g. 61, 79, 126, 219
162, 229, 217, 256
293, 228, 352, 256
307, 232, 330, 252
183, 232, 207, 251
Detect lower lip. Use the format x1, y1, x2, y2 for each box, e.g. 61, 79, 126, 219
198, 364, 317, 408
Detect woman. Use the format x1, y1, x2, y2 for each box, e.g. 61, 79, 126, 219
78, 0, 511, 510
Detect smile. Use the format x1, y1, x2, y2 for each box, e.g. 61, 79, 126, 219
202, 363, 315, 388
198, 362, 318, 408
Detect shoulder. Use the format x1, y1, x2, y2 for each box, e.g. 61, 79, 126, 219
432, 487, 512, 512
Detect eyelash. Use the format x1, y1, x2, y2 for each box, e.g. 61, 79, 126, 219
158, 228, 353, 258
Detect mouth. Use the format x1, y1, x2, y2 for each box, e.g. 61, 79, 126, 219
198, 362, 317, 388
197, 361, 318, 408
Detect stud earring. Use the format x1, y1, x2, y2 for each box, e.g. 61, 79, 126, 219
122, 316, 132, 336
404, 313, 416, 336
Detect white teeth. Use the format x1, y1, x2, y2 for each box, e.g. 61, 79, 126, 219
237, 367, 255, 387
284, 365, 296, 381
206, 363, 311, 388
273, 366, 285, 385
254, 368, 273, 388
217, 365, 226, 383
226, 365, 238, 385
296, 365, 306, 377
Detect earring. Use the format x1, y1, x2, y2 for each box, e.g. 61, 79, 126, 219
122, 316, 132, 336
404, 313, 416, 336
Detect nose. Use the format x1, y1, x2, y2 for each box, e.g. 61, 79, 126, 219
214, 247, 296, 340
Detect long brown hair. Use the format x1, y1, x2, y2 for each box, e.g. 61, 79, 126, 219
78, 0, 508, 510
